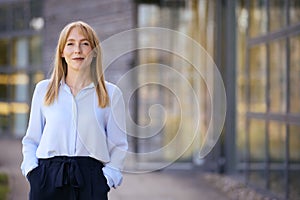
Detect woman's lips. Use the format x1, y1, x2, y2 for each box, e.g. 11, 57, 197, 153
72, 57, 84, 61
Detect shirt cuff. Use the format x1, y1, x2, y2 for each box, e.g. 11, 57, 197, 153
102, 165, 123, 188
21, 160, 38, 178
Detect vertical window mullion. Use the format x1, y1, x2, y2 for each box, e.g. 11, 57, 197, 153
245, 0, 251, 184
265, 0, 270, 191
284, 1, 290, 199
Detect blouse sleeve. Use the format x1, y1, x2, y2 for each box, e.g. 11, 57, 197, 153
104, 86, 128, 187
20, 83, 45, 177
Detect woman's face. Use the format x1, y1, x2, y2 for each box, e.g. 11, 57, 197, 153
62, 27, 94, 73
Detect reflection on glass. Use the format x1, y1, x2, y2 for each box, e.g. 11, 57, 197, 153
0, 115, 9, 134
237, 0, 247, 164
0, 39, 8, 66
249, 45, 267, 112
138, 4, 160, 27
0, 102, 10, 115
289, 125, 300, 162
290, 35, 300, 113
33, 72, 45, 84
12, 113, 28, 137
0, 84, 8, 100
30, 0, 43, 18
12, 3, 28, 30
290, 0, 300, 25
237, 114, 246, 162
289, 171, 300, 200
0, 6, 8, 31
289, 125, 300, 199
270, 171, 285, 199
30, 36, 42, 66
269, 0, 286, 32
249, 119, 265, 161
11, 85, 28, 102
10, 74, 29, 102
249, 171, 265, 189
270, 39, 286, 113
269, 122, 285, 162
12, 38, 29, 68
249, 0, 268, 37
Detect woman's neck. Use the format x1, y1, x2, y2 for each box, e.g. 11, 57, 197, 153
65, 69, 92, 96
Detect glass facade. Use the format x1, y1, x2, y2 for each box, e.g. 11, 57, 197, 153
134, 0, 217, 164
237, 0, 300, 199
0, 0, 44, 137
135, 2, 300, 197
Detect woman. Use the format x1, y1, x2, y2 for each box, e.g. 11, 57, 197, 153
21, 21, 128, 200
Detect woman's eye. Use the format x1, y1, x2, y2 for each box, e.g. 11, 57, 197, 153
82, 42, 90, 46
66, 43, 73, 46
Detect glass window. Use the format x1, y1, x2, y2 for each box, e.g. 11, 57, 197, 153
269, 39, 286, 113
289, 171, 300, 199
237, 114, 246, 162
12, 3, 28, 31
249, 0, 268, 37
34, 72, 44, 83
10, 74, 29, 102
290, 0, 300, 25
12, 37, 29, 68
138, 4, 160, 27
0, 1, 43, 138
290, 35, 300, 114
11, 84, 29, 102
249, 45, 267, 112
0, 5, 8, 32
0, 39, 9, 66
11, 113, 28, 137
29, 35, 42, 66
289, 125, 300, 199
270, 170, 285, 199
0, 74, 9, 100
249, 171, 265, 189
30, 0, 43, 18
269, 121, 285, 162
249, 119, 265, 161
289, 125, 300, 162
269, 0, 286, 32
0, 84, 8, 100
0, 114, 10, 134
236, 0, 248, 164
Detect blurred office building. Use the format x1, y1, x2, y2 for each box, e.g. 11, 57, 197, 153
0, 0, 299, 199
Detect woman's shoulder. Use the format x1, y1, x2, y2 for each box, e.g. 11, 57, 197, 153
105, 81, 122, 94
105, 81, 123, 100
35, 79, 51, 92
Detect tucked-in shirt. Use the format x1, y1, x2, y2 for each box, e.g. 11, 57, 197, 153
21, 79, 128, 188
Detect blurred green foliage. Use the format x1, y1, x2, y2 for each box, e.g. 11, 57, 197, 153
0, 173, 9, 200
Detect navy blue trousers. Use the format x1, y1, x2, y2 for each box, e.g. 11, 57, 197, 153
27, 156, 110, 200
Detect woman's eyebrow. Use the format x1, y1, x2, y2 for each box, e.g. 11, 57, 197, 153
67, 38, 89, 42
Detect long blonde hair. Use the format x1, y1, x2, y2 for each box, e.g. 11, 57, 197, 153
44, 21, 109, 108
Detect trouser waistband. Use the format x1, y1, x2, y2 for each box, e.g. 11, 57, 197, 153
39, 156, 104, 168
38, 156, 104, 188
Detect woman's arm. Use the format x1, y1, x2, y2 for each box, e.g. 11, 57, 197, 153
21, 82, 45, 177
103, 86, 128, 188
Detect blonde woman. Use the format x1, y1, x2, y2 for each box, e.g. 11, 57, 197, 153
21, 21, 128, 200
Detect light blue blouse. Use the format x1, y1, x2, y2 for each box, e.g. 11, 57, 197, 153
21, 79, 128, 188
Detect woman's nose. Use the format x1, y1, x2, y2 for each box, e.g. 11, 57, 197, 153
74, 44, 81, 54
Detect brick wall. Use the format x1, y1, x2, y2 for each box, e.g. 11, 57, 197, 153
43, 0, 135, 83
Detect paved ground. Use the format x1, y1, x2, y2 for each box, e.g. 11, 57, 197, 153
0, 138, 229, 200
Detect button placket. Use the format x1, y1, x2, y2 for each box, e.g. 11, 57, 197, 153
71, 96, 78, 154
